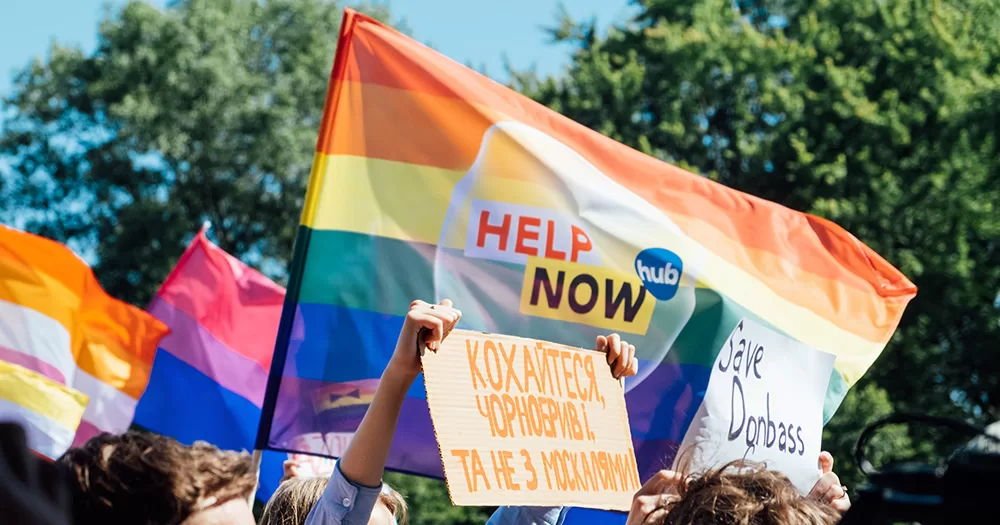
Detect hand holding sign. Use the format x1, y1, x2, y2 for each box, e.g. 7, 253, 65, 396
421, 329, 640, 511
596, 333, 639, 380
809, 452, 851, 513
388, 299, 462, 380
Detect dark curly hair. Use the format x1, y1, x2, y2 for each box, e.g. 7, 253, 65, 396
658, 460, 840, 525
58, 431, 256, 525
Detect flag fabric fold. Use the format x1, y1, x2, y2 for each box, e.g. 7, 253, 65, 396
134, 228, 286, 501
257, 8, 916, 521
0, 360, 89, 459
0, 225, 169, 456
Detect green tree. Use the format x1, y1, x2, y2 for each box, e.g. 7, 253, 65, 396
1, 0, 377, 304
0, 1, 486, 521
514, 0, 1000, 476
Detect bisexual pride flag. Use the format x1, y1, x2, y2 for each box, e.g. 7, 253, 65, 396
256, 7, 916, 514
135, 228, 287, 500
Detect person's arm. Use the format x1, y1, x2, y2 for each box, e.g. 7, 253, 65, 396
487, 333, 640, 525
305, 299, 461, 525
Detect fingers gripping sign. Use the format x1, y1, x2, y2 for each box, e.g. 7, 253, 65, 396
388, 299, 462, 380
808, 451, 851, 514
596, 333, 639, 380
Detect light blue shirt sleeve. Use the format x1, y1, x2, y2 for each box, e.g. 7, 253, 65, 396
486, 506, 569, 525
304, 462, 384, 525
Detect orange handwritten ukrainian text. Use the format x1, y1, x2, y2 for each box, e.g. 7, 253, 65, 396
466, 337, 605, 442
540, 446, 641, 494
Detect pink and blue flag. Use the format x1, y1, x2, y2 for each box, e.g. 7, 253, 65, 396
134, 227, 287, 500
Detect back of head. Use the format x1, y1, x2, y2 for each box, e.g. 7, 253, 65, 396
260, 476, 408, 525
659, 460, 839, 525
260, 476, 329, 525
58, 431, 255, 525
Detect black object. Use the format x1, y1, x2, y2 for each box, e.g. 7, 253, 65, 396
0, 422, 73, 525
839, 414, 1000, 525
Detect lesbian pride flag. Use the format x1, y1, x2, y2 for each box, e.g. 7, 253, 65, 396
0, 225, 169, 456
256, 8, 916, 518
134, 227, 285, 499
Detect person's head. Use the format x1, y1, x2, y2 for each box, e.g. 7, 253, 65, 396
375, 484, 407, 525
58, 431, 256, 525
260, 476, 327, 525
654, 460, 840, 525
260, 476, 407, 525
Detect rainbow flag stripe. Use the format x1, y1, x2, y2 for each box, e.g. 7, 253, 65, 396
257, 8, 916, 492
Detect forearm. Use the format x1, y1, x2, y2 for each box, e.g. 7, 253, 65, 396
337, 365, 415, 487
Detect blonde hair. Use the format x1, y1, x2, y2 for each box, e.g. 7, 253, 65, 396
259, 477, 408, 525
260, 477, 327, 525
379, 484, 408, 525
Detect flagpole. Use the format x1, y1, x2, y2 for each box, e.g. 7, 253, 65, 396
248, 448, 263, 507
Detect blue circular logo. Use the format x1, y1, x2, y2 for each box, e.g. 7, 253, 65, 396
634, 248, 684, 300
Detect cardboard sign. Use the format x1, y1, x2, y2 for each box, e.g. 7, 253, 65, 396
421, 329, 640, 510
675, 318, 836, 493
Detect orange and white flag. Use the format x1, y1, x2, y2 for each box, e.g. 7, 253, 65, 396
0, 225, 170, 456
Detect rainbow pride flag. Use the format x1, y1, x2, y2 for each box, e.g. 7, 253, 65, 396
134, 227, 287, 500
0, 225, 169, 454
256, 7, 916, 513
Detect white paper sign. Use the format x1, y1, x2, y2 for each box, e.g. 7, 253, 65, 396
676, 318, 836, 493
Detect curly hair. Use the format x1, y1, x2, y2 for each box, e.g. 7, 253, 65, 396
259, 476, 408, 525
58, 431, 256, 525
657, 460, 840, 525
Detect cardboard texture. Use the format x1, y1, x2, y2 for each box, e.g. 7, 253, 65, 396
421, 329, 639, 511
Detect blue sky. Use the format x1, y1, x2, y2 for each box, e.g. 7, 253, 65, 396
0, 0, 636, 98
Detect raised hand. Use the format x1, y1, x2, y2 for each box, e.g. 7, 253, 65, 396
808, 451, 851, 513
596, 333, 639, 379
387, 299, 462, 380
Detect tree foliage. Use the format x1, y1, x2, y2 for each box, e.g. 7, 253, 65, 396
514, 0, 1000, 478
0, 0, 374, 303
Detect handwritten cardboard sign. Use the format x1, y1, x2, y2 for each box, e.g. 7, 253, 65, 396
676, 318, 836, 493
421, 329, 640, 510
